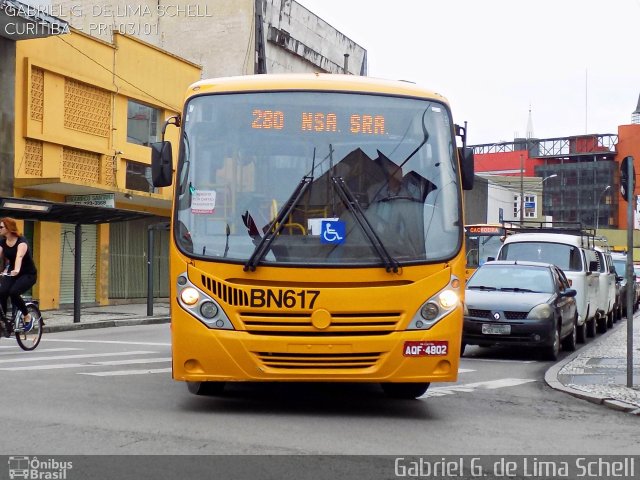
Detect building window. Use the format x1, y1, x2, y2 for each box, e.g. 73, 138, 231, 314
127, 100, 161, 146
524, 194, 536, 218
125, 161, 154, 193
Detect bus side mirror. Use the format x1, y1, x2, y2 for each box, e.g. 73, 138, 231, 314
151, 141, 173, 187
459, 147, 474, 190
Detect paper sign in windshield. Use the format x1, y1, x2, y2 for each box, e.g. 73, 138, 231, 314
191, 190, 216, 214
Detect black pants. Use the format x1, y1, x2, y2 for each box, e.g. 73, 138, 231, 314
0, 274, 37, 317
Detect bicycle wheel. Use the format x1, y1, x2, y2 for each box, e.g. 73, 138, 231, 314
15, 304, 43, 351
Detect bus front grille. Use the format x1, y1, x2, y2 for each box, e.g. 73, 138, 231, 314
238, 311, 401, 334
253, 352, 383, 369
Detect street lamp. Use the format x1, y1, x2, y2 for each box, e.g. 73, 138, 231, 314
596, 185, 611, 231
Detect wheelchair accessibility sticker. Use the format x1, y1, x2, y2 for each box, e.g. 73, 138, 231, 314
320, 220, 345, 244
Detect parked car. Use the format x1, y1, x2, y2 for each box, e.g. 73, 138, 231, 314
463, 260, 577, 360
497, 232, 600, 343
611, 253, 639, 316
594, 247, 617, 331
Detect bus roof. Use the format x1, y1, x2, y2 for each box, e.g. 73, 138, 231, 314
186, 73, 448, 104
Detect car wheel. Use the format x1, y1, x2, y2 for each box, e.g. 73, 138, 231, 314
606, 311, 614, 329
576, 320, 586, 343
586, 317, 597, 338
561, 316, 577, 352
596, 314, 608, 334
544, 326, 561, 361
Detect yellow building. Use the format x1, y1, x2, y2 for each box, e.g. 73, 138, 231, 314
12, 29, 201, 309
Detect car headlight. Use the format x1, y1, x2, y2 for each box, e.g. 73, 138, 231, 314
527, 303, 553, 320
177, 273, 234, 330
408, 276, 460, 330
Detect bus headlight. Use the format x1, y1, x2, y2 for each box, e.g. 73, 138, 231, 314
200, 301, 218, 319
439, 290, 458, 309
180, 287, 200, 305
421, 303, 439, 320
408, 276, 460, 330
177, 273, 234, 330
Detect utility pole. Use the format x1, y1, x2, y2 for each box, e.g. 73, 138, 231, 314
520, 154, 524, 221
254, 0, 267, 74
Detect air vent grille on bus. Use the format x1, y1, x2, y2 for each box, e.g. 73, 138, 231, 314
253, 351, 383, 369
238, 311, 401, 334
201, 275, 249, 306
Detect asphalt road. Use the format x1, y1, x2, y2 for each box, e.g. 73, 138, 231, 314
1, 324, 638, 457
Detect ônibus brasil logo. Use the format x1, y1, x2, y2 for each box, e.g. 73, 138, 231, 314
8, 456, 72, 479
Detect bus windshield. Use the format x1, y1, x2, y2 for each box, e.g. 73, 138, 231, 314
175, 91, 461, 267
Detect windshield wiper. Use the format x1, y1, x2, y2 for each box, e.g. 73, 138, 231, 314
331, 176, 399, 273
499, 287, 535, 292
244, 176, 313, 272
468, 285, 497, 291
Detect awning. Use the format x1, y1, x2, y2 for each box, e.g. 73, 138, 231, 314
0, 197, 167, 224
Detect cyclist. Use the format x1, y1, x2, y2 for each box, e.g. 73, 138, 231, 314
0, 217, 37, 334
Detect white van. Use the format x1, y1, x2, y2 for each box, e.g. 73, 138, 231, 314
594, 246, 617, 332
497, 232, 600, 343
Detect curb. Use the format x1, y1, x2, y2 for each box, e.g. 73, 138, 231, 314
544, 318, 640, 415
42, 316, 171, 333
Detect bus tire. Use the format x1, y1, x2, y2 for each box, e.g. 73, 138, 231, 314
381, 382, 430, 399
187, 381, 226, 396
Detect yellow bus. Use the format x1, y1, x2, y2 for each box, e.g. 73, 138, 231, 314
464, 223, 505, 280
151, 74, 474, 399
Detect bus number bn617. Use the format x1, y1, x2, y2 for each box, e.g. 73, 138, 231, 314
250, 288, 320, 309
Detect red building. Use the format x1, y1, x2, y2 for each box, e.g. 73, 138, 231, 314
470, 125, 640, 230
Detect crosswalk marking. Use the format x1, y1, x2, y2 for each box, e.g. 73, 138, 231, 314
0, 351, 155, 364
420, 378, 536, 398
463, 357, 536, 364
79, 367, 172, 377
458, 368, 475, 373
0, 357, 170, 371
44, 339, 171, 346
0, 348, 82, 356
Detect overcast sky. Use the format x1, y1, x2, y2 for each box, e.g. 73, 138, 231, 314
299, 0, 640, 145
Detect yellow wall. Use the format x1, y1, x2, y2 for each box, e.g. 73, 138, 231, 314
14, 30, 201, 308
32, 222, 62, 310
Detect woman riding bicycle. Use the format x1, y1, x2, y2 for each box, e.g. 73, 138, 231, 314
0, 217, 37, 333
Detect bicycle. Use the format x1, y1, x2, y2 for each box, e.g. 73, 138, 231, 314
0, 274, 43, 351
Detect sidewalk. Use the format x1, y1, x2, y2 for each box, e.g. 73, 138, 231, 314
545, 314, 640, 415
41, 301, 170, 333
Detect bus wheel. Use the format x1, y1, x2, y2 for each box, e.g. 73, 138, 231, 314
381, 382, 430, 399
187, 381, 226, 396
